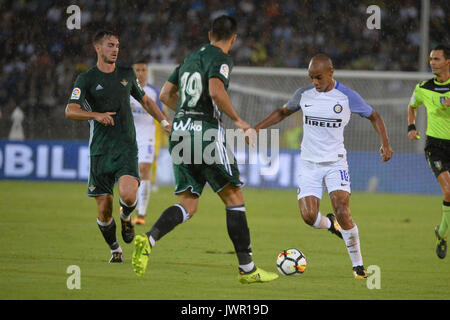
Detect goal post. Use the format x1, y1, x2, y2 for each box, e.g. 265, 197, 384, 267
148, 64, 439, 194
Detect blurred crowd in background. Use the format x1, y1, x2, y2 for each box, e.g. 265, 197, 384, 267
0, 0, 448, 139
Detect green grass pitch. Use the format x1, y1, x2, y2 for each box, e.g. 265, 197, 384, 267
0, 180, 448, 300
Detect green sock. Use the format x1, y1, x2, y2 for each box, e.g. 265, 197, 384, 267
438, 202, 450, 238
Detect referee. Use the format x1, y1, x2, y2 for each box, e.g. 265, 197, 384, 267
408, 44, 450, 259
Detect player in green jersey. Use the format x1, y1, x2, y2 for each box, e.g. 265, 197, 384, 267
408, 45, 450, 259
65, 30, 171, 263
132, 15, 278, 284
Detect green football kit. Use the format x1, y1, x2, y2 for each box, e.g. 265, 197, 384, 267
410, 77, 450, 177
411, 76, 450, 242
68, 65, 146, 196
167, 44, 243, 196
132, 43, 280, 282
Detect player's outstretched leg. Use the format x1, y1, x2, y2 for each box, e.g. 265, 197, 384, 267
300, 197, 341, 239
299, 197, 342, 239
132, 204, 191, 276
435, 226, 447, 259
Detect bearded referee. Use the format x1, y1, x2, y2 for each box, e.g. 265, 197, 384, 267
408, 45, 450, 259
65, 30, 171, 262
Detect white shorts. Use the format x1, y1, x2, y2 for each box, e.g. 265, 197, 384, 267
297, 157, 351, 200
137, 141, 156, 164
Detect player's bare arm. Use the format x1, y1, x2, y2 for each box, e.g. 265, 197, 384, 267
407, 105, 420, 140
209, 77, 249, 130
65, 103, 116, 126
367, 110, 393, 162
254, 105, 295, 133
139, 94, 171, 132
160, 81, 179, 111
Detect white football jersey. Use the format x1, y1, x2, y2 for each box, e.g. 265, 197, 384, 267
286, 81, 373, 163
130, 83, 163, 144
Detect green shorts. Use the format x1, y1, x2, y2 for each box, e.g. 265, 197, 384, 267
87, 152, 139, 197
171, 160, 243, 196
169, 119, 243, 196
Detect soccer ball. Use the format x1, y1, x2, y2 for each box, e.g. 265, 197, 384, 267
276, 248, 307, 276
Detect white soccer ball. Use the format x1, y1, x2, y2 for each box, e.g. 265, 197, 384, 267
276, 248, 307, 276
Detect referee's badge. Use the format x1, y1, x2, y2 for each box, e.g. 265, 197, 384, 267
333, 103, 343, 113
120, 79, 128, 87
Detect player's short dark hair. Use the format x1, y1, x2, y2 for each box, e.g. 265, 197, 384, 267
92, 29, 119, 45
133, 59, 148, 66
432, 45, 449, 59
210, 15, 237, 41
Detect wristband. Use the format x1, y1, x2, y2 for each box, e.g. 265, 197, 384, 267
408, 124, 416, 132
161, 119, 170, 128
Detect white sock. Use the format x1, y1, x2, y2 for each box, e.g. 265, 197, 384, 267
341, 225, 363, 267
137, 180, 151, 216
148, 235, 156, 248
313, 212, 331, 229
97, 217, 113, 226
239, 261, 256, 273
110, 246, 122, 254
175, 204, 191, 222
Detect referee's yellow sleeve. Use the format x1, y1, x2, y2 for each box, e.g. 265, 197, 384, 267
409, 83, 424, 108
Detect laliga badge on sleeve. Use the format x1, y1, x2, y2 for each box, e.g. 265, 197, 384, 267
220, 64, 229, 79
71, 88, 81, 100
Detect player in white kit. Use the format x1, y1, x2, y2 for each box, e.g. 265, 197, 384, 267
131, 61, 165, 225
254, 54, 393, 279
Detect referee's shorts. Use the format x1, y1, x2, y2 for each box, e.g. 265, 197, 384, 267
425, 136, 450, 178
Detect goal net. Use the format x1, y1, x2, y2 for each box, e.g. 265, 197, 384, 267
149, 64, 439, 194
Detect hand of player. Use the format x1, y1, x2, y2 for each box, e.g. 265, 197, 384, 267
235, 119, 257, 147
244, 128, 257, 147
380, 144, 393, 162
163, 122, 172, 135
95, 112, 116, 126
443, 97, 450, 106
234, 118, 251, 131
408, 129, 420, 141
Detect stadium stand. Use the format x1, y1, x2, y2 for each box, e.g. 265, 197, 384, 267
0, 0, 448, 139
